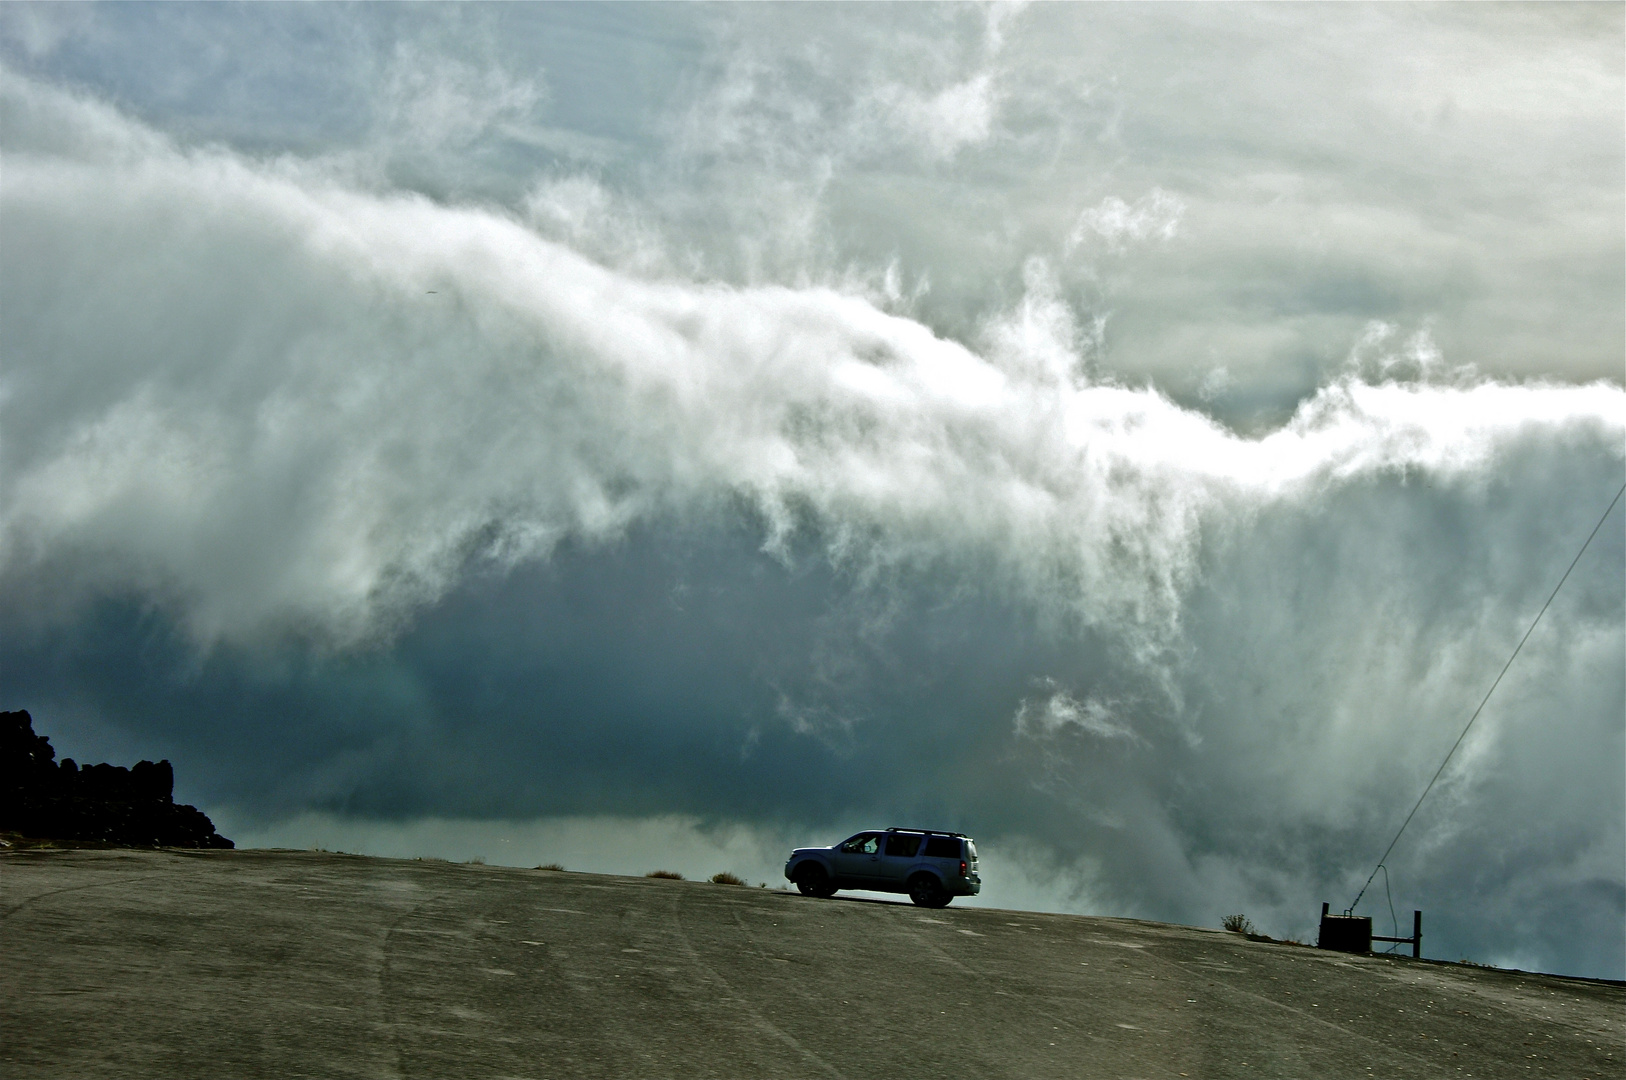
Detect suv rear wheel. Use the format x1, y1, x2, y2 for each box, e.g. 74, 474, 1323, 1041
907, 873, 951, 908
794, 864, 837, 898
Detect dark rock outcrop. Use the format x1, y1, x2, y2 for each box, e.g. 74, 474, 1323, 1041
1, 710, 232, 848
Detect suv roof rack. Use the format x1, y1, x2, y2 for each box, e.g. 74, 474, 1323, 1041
885, 827, 966, 837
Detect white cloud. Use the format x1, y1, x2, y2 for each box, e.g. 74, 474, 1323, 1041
1344, 321, 1472, 386
872, 72, 998, 159
1070, 189, 1186, 254
1015, 681, 1138, 742
377, 42, 546, 155
3, 71, 1620, 663
522, 174, 669, 277
1196, 366, 1231, 402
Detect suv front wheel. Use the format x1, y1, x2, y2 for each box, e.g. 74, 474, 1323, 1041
794, 864, 838, 898
907, 873, 951, 908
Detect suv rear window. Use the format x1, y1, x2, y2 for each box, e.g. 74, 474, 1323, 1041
923, 836, 960, 859
884, 833, 923, 857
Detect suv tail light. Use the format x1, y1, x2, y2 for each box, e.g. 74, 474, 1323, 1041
960, 860, 968, 877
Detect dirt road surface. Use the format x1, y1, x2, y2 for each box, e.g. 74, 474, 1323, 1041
2, 848, 1619, 1078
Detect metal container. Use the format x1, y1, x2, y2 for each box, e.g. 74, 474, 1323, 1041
1318, 911, 1372, 953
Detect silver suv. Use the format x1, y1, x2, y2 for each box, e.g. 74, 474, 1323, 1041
784, 828, 981, 908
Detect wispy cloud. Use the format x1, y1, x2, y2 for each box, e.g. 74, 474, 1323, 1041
1069, 189, 1186, 254
1015, 681, 1139, 742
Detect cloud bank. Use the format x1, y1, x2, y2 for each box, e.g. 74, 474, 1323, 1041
1, 4, 1621, 979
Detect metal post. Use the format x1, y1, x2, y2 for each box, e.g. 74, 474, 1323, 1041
1367, 908, 1420, 955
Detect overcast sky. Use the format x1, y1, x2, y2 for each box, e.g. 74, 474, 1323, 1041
2, 3, 1622, 978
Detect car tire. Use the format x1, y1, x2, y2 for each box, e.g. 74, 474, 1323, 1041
794, 864, 837, 898
908, 873, 951, 908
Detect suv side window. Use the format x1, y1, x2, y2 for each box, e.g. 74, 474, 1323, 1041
923, 836, 960, 859
841, 834, 881, 855
884, 833, 922, 858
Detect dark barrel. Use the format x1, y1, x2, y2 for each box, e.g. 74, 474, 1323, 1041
1318, 904, 1372, 954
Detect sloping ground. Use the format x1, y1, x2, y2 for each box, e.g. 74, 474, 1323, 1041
1, 849, 1618, 1079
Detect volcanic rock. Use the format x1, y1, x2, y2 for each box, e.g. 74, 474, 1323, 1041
0, 710, 232, 848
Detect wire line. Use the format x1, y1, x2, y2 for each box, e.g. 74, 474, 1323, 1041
1350, 480, 1626, 913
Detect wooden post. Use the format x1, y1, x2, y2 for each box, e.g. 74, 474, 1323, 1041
1412, 909, 1422, 959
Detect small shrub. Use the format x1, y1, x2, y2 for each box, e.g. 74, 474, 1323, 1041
1222, 913, 1256, 935
466, 856, 485, 865
646, 869, 684, 880
535, 862, 566, 872
709, 871, 746, 886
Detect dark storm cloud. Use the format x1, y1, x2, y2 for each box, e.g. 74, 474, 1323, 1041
7, 458, 1619, 976
1, 5, 1621, 979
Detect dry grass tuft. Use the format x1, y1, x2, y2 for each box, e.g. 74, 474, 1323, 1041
646, 869, 684, 880
535, 862, 567, 871
709, 871, 746, 885
466, 856, 486, 865
1222, 913, 1256, 935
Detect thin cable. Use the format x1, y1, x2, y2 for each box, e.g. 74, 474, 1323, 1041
1380, 865, 1400, 953
1350, 481, 1626, 913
